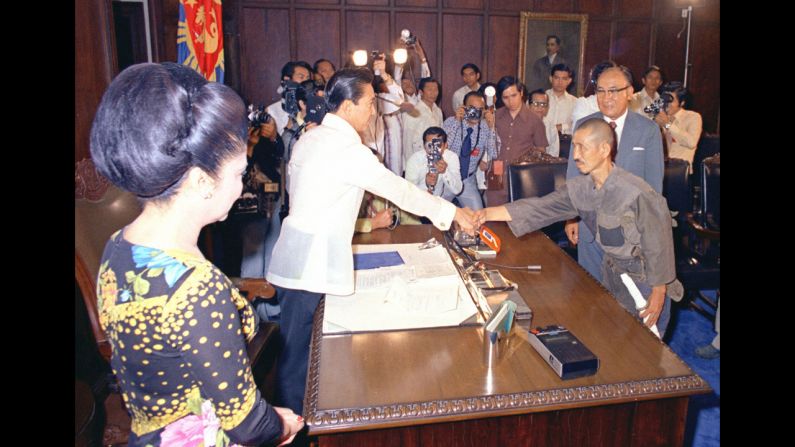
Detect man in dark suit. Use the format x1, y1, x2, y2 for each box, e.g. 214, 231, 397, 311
565, 65, 664, 281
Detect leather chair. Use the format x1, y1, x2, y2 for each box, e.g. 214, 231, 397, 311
508, 159, 567, 202
663, 158, 691, 218
507, 159, 569, 248
677, 154, 720, 316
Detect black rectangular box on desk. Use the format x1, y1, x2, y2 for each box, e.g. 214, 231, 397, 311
528, 325, 599, 380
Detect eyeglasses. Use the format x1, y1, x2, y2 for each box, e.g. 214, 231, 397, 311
530, 101, 548, 107
595, 85, 631, 97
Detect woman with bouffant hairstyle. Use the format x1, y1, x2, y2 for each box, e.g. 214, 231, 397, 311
90, 62, 303, 447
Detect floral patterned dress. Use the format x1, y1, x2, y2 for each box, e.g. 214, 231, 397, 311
97, 230, 283, 446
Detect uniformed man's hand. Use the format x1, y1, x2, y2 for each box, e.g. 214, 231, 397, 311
564, 219, 579, 245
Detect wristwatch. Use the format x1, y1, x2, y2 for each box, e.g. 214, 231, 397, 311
664, 122, 672, 130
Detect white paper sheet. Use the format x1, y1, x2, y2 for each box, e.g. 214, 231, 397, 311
323, 243, 479, 334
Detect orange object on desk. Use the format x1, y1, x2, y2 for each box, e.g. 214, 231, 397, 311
479, 226, 501, 253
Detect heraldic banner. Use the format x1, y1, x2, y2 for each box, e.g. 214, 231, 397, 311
178, 0, 224, 83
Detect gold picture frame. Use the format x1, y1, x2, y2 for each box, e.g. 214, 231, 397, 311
518, 12, 589, 96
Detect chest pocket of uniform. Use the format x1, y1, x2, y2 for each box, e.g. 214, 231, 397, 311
598, 214, 625, 247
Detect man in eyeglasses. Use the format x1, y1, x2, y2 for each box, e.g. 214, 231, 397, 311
528, 89, 561, 157
564, 65, 664, 282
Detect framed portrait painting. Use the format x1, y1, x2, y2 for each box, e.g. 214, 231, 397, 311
518, 12, 589, 96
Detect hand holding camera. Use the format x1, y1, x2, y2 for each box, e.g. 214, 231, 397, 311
483, 107, 495, 129
455, 105, 466, 122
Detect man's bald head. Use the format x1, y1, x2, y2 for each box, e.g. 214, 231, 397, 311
575, 118, 617, 161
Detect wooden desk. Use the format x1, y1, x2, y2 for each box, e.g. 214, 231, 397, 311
305, 223, 710, 446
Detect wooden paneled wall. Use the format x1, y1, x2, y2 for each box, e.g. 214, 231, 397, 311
74, 0, 720, 163
227, 0, 719, 132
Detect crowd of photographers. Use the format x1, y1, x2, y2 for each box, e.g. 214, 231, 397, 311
221, 31, 702, 326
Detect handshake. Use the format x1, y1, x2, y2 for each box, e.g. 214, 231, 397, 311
452, 207, 494, 235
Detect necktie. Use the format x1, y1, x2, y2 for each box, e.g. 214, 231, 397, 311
459, 127, 474, 180
609, 120, 617, 130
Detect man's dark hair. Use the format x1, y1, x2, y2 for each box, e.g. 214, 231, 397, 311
495, 76, 526, 108
550, 63, 573, 78
577, 118, 617, 162
90, 62, 247, 201
325, 67, 374, 113
588, 60, 618, 87
528, 88, 548, 102
463, 90, 486, 106
313, 58, 336, 73
281, 60, 313, 80
597, 65, 634, 88
547, 35, 561, 45
460, 63, 481, 76
422, 126, 447, 144
660, 81, 689, 106
418, 77, 442, 105
643, 65, 663, 80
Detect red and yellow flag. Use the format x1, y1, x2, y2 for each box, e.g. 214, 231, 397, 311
177, 0, 224, 82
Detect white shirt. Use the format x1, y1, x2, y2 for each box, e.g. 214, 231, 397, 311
266, 100, 290, 137
665, 108, 702, 172
542, 115, 560, 157
630, 89, 660, 118
452, 83, 480, 112
401, 99, 444, 166
405, 148, 462, 197
266, 113, 456, 296
545, 88, 577, 135
571, 94, 599, 128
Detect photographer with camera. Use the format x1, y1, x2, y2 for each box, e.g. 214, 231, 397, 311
630, 65, 664, 118
266, 61, 313, 137
361, 53, 406, 176
405, 126, 462, 197
442, 91, 498, 210
394, 31, 431, 106
401, 77, 444, 166
654, 81, 702, 173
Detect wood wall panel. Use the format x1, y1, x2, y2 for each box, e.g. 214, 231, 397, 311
394, 12, 439, 82
75, 0, 117, 164
441, 14, 483, 116
611, 21, 650, 86
160, 0, 180, 63
487, 15, 520, 82
688, 23, 719, 134
347, 0, 389, 6
240, 7, 291, 105
295, 9, 341, 69
581, 19, 612, 93
396, 0, 438, 7
653, 22, 687, 86
617, 0, 652, 18
535, 0, 574, 13
443, 0, 484, 10
345, 11, 391, 62
78, 0, 721, 163
577, 0, 613, 16
488, 0, 529, 11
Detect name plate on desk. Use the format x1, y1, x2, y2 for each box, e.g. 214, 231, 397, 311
322, 243, 480, 334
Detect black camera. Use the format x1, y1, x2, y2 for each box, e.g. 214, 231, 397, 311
426, 137, 443, 174
400, 29, 417, 46
281, 79, 328, 124
643, 92, 674, 117
247, 104, 271, 128
464, 105, 482, 121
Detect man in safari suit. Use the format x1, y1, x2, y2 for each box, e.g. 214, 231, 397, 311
565, 65, 664, 282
